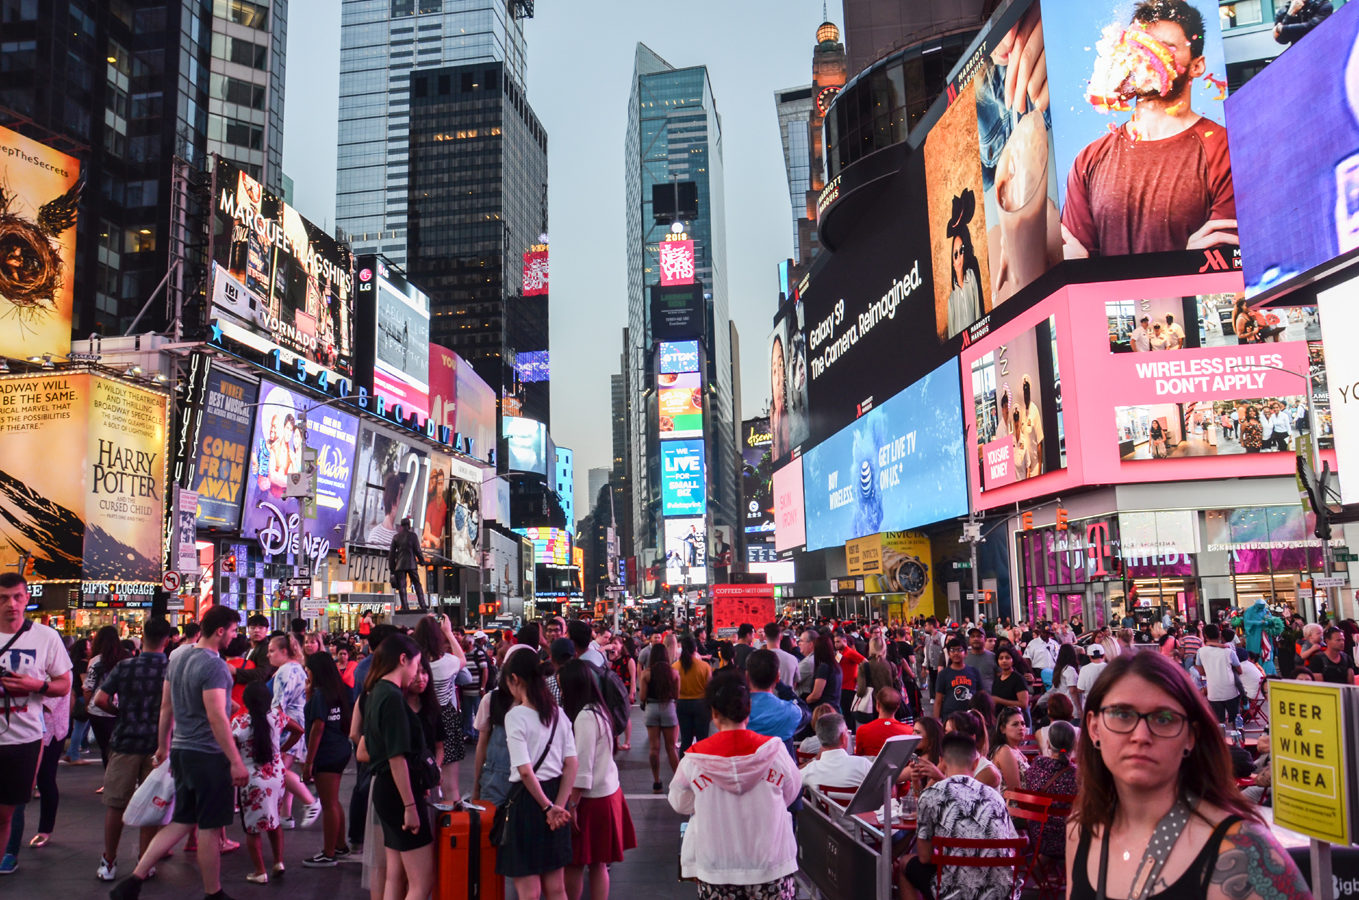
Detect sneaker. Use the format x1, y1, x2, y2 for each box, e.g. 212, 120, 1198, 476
97, 856, 118, 881
652, 781, 662, 793
109, 875, 144, 900
219, 838, 240, 854
0, 854, 16, 875
332, 846, 351, 859
280, 817, 296, 830
302, 854, 336, 868
301, 799, 322, 828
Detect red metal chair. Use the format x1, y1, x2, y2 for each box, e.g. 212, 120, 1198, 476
1243, 689, 1267, 726
1015, 790, 1072, 900
931, 836, 1031, 900
795, 750, 817, 768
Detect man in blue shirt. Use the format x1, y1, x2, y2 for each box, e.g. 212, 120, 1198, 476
745, 650, 808, 761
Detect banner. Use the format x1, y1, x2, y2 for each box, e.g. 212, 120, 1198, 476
189, 370, 258, 529
1319, 276, 1359, 503
0, 126, 80, 360
176, 487, 201, 573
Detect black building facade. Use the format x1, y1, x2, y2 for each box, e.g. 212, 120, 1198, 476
406, 60, 550, 426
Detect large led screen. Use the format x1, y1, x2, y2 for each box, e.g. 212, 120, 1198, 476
742, 418, 774, 534
773, 459, 806, 553
802, 360, 968, 552
514, 527, 571, 566
658, 371, 703, 438
210, 159, 354, 379
661, 440, 706, 517
769, 301, 810, 461
1229, 0, 1359, 296
189, 370, 258, 530
503, 416, 548, 474
659, 341, 700, 374
347, 425, 432, 550
970, 314, 1066, 490
0, 125, 79, 360
358, 256, 430, 420
242, 382, 359, 549
428, 345, 497, 462
422, 454, 482, 568
664, 518, 708, 585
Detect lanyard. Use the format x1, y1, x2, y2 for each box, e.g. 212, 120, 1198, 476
1097, 799, 1194, 900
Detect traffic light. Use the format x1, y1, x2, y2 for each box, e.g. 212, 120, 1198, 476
222, 552, 237, 573
1055, 508, 1069, 531
1021, 512, 1033, 531
338, 547, 347, 565
22, 555, 34, 578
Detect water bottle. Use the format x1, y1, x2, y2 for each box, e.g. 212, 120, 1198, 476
1235, 714, 1245, 733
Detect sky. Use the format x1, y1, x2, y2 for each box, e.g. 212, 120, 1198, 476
282, 0, 843, 519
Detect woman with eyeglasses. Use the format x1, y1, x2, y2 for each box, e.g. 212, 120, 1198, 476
1067, 652, 1310, 900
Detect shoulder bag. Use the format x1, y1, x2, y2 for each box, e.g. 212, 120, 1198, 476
489, 709, 559, 846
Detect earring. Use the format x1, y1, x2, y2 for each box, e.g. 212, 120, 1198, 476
1184, 748, 1191, 757
1094, 740, 1101, 749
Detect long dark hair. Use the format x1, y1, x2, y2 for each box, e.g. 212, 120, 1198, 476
503, 644, 555, 726
679, 636, 696, 673
92, 625, 128, 675
558, 659, 612, 748
363, 633, 421, 695
409, 656, 440, 741
648, 644, 675, 702
1053, 643, 1079, 690
1075, 651, 1259, 833
915, 716, 944, 764
412, 616, 448, 661
992, 705, 1025, 751
306, 651, 352, 736
242, 681, 274, 765
812, 633, 836, 671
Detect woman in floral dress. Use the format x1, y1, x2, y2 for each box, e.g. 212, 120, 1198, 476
233, 681, 305, 883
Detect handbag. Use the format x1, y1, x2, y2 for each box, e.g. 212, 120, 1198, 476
489, 710, 559, 846
851, 689, 875, 716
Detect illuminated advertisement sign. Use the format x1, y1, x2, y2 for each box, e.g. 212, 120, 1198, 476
347, 425, 432, 550
802, 359, 969, 552
243, 381, 359, 551
427, 345, 497, 463
659, 341, 700, 374
742, 418, 774, 534
970, 314, 1066, 491
658, 371, 703, 439
514, 527, 571, 565
773, 458, 806, 553
209, 159, 355, 381
769, 300, 809, 462
961, 272, 1336, 510
503, 416, 548, 474
1228, 0, 1359, 297
0, 125, 79, 360
661, 439, 706, 517
522, 248, 549, 296
658, 239, 695, 286
515, 350, 550, 383
664, 518, 707, 585
357, 256, 430, 421
189, 370, 259, 529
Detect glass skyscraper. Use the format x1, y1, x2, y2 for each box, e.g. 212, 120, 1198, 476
624, 43, 735, 580
773, 85, 813, 262
335, 0, 527, 268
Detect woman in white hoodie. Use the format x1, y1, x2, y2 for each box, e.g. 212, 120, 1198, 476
668, 668, 802, 900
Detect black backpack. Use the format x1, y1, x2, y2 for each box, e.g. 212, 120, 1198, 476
584, 661, 630, 737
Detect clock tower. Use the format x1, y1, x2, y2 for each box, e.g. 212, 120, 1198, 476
807, 20, 846, 223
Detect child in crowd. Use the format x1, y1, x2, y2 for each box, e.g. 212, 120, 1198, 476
232, 681, 305, 884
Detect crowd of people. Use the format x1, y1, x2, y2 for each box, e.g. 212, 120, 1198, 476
0, 571, 1329, 900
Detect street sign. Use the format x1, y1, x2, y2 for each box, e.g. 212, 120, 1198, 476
161, 572, 181, 592
1270, 680, 1359, 845
1315, 576, 1348, 588
1338, 554, 1359, 563
954, 562, 972, 569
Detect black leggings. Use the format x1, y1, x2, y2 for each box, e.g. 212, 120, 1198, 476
89, 717, 116, 768
676, 698, 710, 755
34, 739, 61, 832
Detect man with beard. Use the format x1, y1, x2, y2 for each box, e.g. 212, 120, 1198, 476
1061, 0, 1236, 258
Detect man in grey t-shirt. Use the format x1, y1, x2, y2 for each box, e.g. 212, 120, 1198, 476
963, 628, 999, 693
109, 606, 248, 900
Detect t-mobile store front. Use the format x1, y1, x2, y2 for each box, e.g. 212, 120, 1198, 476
1015, 504, 1348, 628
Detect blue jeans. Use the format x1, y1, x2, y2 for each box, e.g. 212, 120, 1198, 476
65, 719, 90, 762
676, 698, 710, 756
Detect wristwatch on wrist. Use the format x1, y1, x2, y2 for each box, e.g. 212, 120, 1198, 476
37, 680, 50, 695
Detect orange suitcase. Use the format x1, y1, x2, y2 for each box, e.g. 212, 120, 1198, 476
435, 803, 504, 900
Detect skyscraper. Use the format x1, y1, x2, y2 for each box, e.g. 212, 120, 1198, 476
624, 44, 736, 590
334, 0, 530, 268
772, 85, 813, 261
555, 446, 573, 535
587, 467, 611, 512
405, 60, 550, 424
0, 0, 287, 336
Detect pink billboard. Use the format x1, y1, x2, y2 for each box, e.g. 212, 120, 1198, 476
659, 239, 695, 287
773, 458, 806, 553
962, 270, 1336, 511
428, 344, 498, 464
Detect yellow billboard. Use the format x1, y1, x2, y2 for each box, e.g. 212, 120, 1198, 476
847, 532, 934, 618
0, 372, 167, 582
0, 125, 80, 359
1270, 680, 1355, 845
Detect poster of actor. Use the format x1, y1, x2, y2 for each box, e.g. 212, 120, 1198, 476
1046, 0, 1236, 258
767, 307, 809, 459
972, 316, 1065, 489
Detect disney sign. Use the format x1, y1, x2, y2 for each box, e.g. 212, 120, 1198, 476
255, 500, 330, 573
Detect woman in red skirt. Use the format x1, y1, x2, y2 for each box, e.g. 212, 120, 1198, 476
557, 660, 637, 900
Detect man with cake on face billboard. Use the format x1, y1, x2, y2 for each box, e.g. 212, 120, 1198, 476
1042, 0, 1236, 259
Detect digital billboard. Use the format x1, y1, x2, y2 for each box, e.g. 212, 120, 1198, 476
522, 248, 549, 296
661, 439, 706, 517
970, 314, 1065, 490
652, 284, 705, 341
503, 416, 548, 474
514, 527, 571, 566
0, 125, 79, 360
769, 299, 810, 461
189, 370, 258, 529
664, 518, 708, 585
514, 350, 550, 383
659, 341, 700, 374
0, 373, 168, 582
422, 454, 482, 568
243, 381, 359, 550
427, 345, 497, 463
210, 158, 355, 380
802, 359, 969, 552
347, 425, 434, 550
772, 459, 806, 553
658, 238, 696, 286
658, 371, 703, 438
357, 256, 430, 420
742, 418, 774, 534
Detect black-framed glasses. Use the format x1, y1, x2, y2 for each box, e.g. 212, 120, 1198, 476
1098, 705, 1187, 738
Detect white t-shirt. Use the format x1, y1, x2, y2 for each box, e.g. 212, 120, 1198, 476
504, 704, 576, 782
1025, 640, 1055, 670
580, 646, 607, 668
1197, 645, 1239, 702
572, 704, 620, 798
428, 654, 463, 709
1053, 665, 1079, 699
1075, 661, 1107, 696
771, 647, 800, 688
0, 621, 73, 746
1239, 661, 1265, 701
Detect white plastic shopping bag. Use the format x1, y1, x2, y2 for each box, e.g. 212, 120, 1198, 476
123, 759, 175, 827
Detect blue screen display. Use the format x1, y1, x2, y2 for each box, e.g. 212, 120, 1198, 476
659, 341, 700, 374
661, 439, 706, 517
802, 359, 967, 551
514, 350, 550, 383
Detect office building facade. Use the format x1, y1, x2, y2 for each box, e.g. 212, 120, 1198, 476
555, 446, 573, 535
335, 0, 528, 268
772, 85, 812, 261
406, 59, 549, 424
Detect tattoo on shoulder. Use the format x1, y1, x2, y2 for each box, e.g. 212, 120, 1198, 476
1211, 821, 1312, 900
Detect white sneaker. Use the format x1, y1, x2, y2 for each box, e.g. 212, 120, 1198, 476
302, 799, 322, 828
96, 857, 117, 881
281, 817, 296, 830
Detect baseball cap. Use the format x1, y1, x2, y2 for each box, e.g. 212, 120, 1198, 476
473, 630, 488, 641
1088, 644, 1105, 658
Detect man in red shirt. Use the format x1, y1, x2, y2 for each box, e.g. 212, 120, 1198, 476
1061, 0, 1236, 259
854, 688, 913, 757
834, 631, 866, 723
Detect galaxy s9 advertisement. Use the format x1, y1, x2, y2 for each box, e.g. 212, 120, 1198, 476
801, 360, 968, 552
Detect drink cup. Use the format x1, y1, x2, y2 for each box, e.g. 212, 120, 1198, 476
995, 112, 1050, 290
